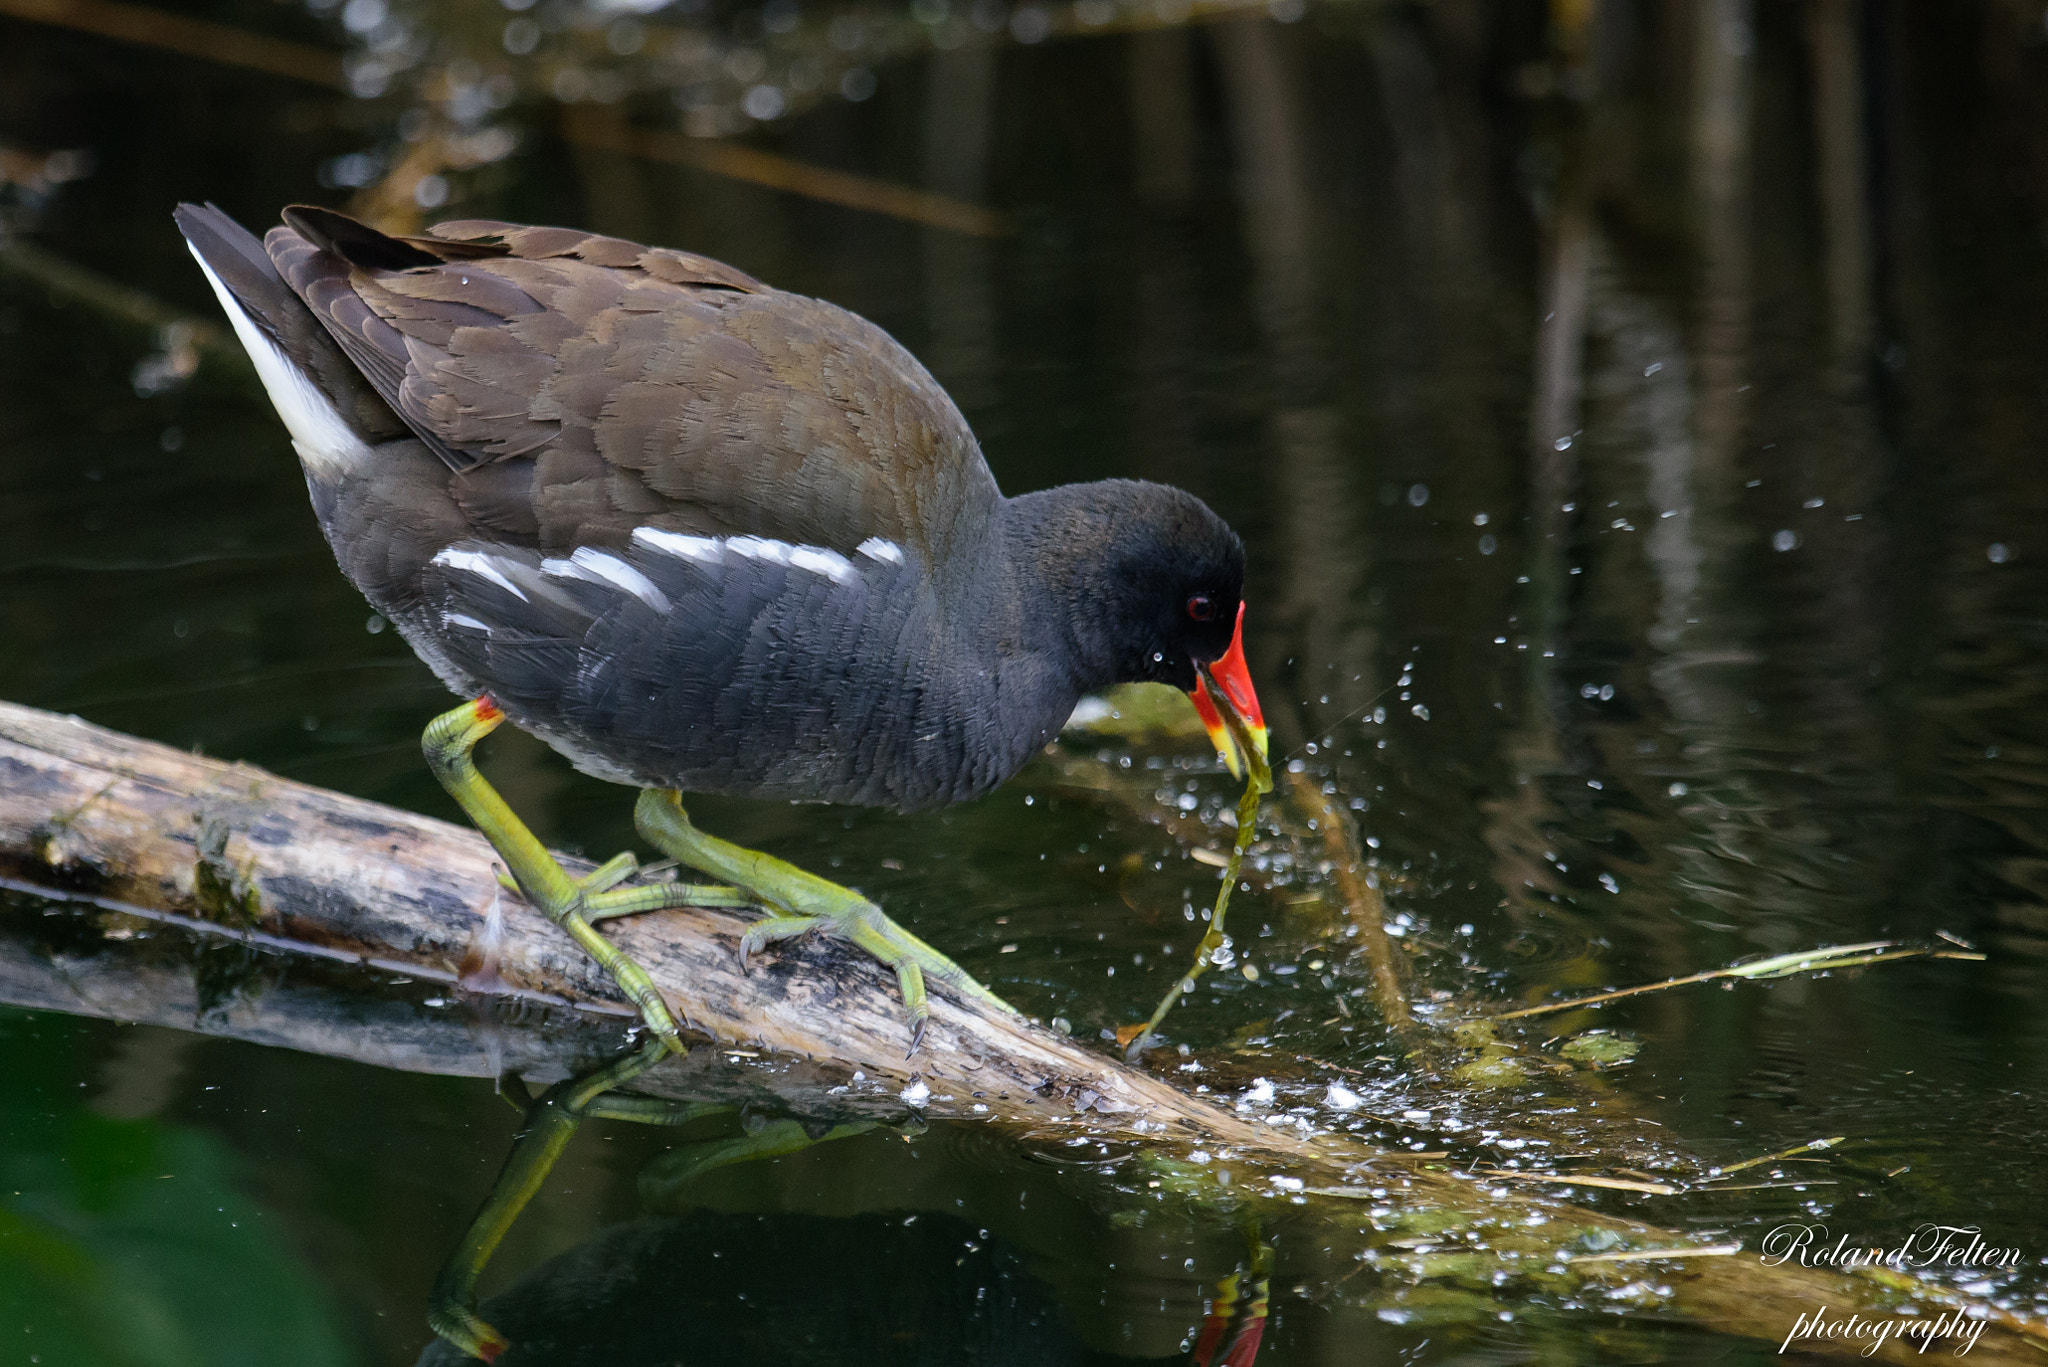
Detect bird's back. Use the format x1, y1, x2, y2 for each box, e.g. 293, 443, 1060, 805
179, 205, 1046, 809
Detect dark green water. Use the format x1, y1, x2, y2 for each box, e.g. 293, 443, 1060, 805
5, 1, 2048, 1363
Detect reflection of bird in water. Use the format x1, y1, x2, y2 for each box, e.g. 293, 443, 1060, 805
411, 1210, 1097, 1367
173, 200, 1267, 1065
421, 1054, 1268, 1365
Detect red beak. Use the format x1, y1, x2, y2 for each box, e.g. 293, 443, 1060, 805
1188, 602, 1269, 783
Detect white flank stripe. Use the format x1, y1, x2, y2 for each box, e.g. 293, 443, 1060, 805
634, 528, 861, 587
188, 246, 371, 479
432, 548, 531, 602
726, 536, 793, 565
567, 547, 672, 613
788, 546, 855, 584
632, 527, 725, 563
857, 537, 905, 564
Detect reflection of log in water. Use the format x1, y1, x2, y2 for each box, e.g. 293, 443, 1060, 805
3, 698, 2046, 1361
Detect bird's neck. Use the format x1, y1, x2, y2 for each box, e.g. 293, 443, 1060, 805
988, 483, 1149, 697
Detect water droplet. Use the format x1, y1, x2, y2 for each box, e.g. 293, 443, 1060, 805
1988, 543, 2011, 564
1772, 529, 1799, 552
743, 84, 786, 120
1407, 483, 1429, 507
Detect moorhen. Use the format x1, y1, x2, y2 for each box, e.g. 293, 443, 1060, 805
173, 202, 1268, 1059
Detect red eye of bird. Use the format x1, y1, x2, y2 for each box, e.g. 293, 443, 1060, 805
1186, 594, 1218, 622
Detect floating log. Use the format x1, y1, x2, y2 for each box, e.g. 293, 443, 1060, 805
0, 698, 2040, 1364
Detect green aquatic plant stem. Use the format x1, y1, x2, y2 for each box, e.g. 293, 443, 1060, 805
1126, 715, 1272, 1062
1497, 939, 1985, 1020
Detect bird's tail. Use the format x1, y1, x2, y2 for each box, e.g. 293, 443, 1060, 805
174, 202, 406, 476
173, 202, 303, 352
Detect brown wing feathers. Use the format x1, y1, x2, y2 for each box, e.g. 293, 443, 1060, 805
265, 206, 997, 570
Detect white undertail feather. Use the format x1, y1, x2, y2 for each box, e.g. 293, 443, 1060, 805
187, 245, 373, 480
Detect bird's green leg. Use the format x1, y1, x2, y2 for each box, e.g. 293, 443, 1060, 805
424, 699, 756, 1056
428, 1040, 883, 1361
636, 1118, 880, 1207
632, 788, 1014, 1052
492, 854, 726, 921
428, 1038, 692, 1361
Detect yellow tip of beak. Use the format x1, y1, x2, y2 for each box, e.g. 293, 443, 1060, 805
1203, 716, 1269, 782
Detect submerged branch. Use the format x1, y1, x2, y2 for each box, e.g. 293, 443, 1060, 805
1284, 770, 1412, 1037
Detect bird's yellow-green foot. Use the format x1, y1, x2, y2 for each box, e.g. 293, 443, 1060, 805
426, 698, 1013, 1057
633, 787, 1016, 1054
